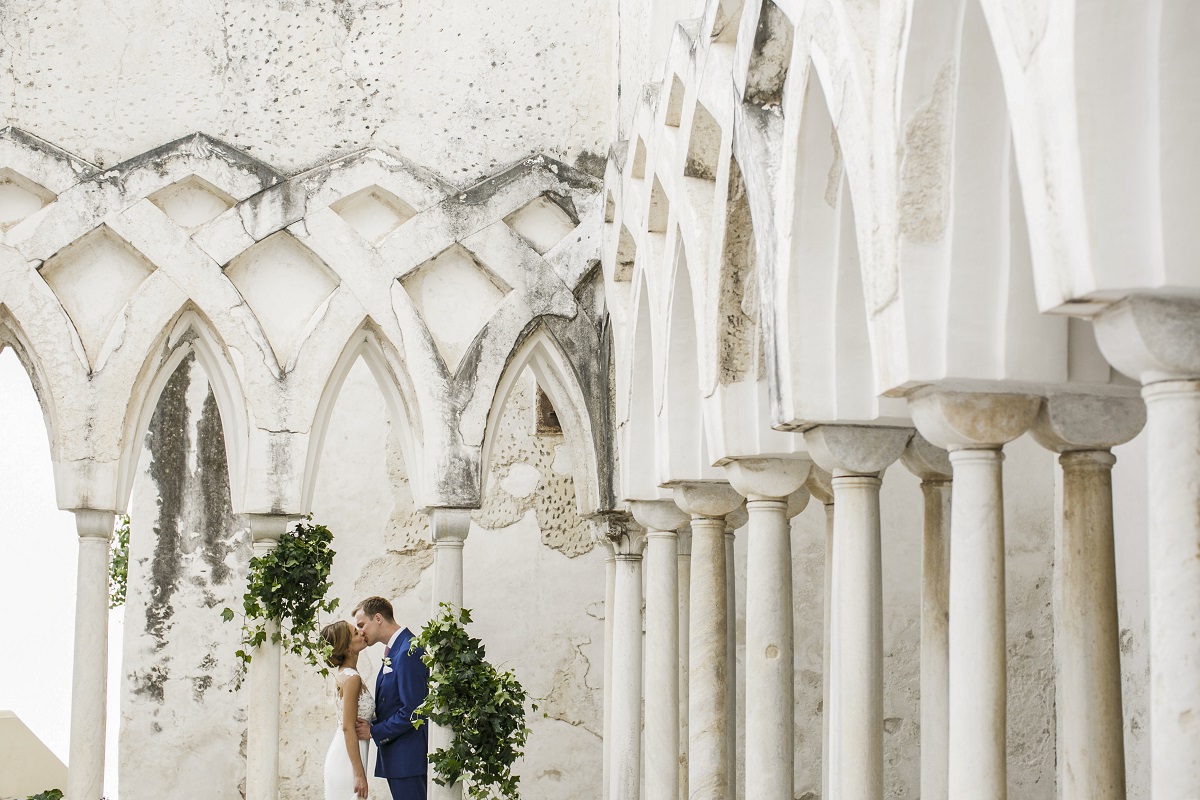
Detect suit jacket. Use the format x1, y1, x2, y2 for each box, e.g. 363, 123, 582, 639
372, 627, 430, 779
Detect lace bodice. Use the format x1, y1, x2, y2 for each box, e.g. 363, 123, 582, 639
334, 668, 375, 722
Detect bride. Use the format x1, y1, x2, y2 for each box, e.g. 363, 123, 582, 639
320, 620, 376, 799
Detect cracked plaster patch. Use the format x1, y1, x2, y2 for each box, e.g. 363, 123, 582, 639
536, 635, 603, 739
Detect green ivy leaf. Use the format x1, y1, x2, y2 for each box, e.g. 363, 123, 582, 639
226, 516, 340, 690
414, 603, 533, 800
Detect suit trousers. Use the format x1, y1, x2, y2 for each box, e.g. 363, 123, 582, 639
386, 775, 426, 800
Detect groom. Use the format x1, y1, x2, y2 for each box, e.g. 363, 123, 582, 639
353, 596, 430, 800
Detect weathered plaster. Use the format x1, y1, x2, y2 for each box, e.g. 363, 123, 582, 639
0, 0, 610, 185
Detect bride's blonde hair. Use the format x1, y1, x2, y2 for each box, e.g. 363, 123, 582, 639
320, 620, 353, 669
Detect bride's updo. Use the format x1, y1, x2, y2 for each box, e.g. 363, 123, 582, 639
320, 620, 353, 668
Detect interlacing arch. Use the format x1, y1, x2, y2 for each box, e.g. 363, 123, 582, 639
0, 129, 609, 516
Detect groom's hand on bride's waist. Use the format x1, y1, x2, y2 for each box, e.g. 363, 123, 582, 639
355, 718, 371, 741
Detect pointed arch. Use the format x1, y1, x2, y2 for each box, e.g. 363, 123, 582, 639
659, 243, 718, 483
302, 320, 425, 512
621, 275, 659, 500
480, 324, 604, 516
0, 307, 62, 464
117, 306, 249, 514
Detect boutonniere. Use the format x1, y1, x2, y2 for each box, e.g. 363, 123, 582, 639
383, 656, 392, 668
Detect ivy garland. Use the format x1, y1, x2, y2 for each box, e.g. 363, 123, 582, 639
222, 516, 339, 686
27, 790, 64, 800
413, 603, 535, 800
108, 514, 130, 609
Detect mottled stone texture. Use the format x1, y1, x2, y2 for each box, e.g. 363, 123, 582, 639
120, 354, 250, 800
120, 356, 603, 800
0, 0, 610, 183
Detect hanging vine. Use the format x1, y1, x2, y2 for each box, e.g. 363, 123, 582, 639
221, 516, 339, 686
413, 603, 535, 800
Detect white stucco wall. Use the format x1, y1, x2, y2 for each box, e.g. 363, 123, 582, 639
0, 0, 610, 183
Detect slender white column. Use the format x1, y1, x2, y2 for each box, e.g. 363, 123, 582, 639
1032, 394, 1143, 800
67, 509, 116, 800
428, 508, 472, 800
1142, 380, 1200, 795
603, 541, 616, 800
677, 527, 692, 800
910, 390, 1040, 800
723, 506, 745, 800
901, 435, 953, 800
675, 483, 744, 800
1093, 296, 1200, 797
725, 457, 812, 800
805, 426, 911, 800
601, 515, 646, 800
246, 514, 293, 800
805, 467, 834, 800
948, 448, 1007, 796
631, 501, 690, 800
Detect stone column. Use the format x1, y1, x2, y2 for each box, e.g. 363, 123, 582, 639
900, 434, 953, 800
427, 508, 472, 800
630, 501, 691, 800
602, 539, 616, 800
909, 390, 1041, 800
723, 505, 746, 800
805, 466, 834, 800
724, 458, 813, 800
601, 514, 647, 800
245, 514, 293, 800
677, 526, 692, 800
1032, 394, 1145, 800
67, 508, 116, 800
1093, 295, 1200, 797
674, 482, 744, 800
804, 426, 912, 800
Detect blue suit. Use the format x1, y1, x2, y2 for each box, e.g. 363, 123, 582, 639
373, 627, 430, 799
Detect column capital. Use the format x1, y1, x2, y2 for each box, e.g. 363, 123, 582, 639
908, 388, 1040, 450
805, 465, 834, 505
724, 505, 748, 533
72, 508, 116, 540
785, 488, 811, 519
723, 456, 813, 501
426, 506, 473, 543
1031, 392, 1145, 453
901, 431, 952, 482
804, 424, 913, 475
673, 481, 744, 519
594, 512, 647, 556
1093, 294, 1200, 383
629, 499, 690, 533
247, 513, 298, 545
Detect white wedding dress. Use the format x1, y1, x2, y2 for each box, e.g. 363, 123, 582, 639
324, 667, 376, 800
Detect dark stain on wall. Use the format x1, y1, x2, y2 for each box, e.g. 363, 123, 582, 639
143, 353, 191, 649
196, 389, 235, 584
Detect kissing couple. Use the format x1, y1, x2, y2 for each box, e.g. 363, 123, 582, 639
319, 596, 429, 799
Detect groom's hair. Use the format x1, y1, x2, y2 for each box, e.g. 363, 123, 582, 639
355, 596, 395, 623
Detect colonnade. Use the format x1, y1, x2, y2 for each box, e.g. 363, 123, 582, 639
56, 313, 1198, 800
599, 377, 1178, 800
